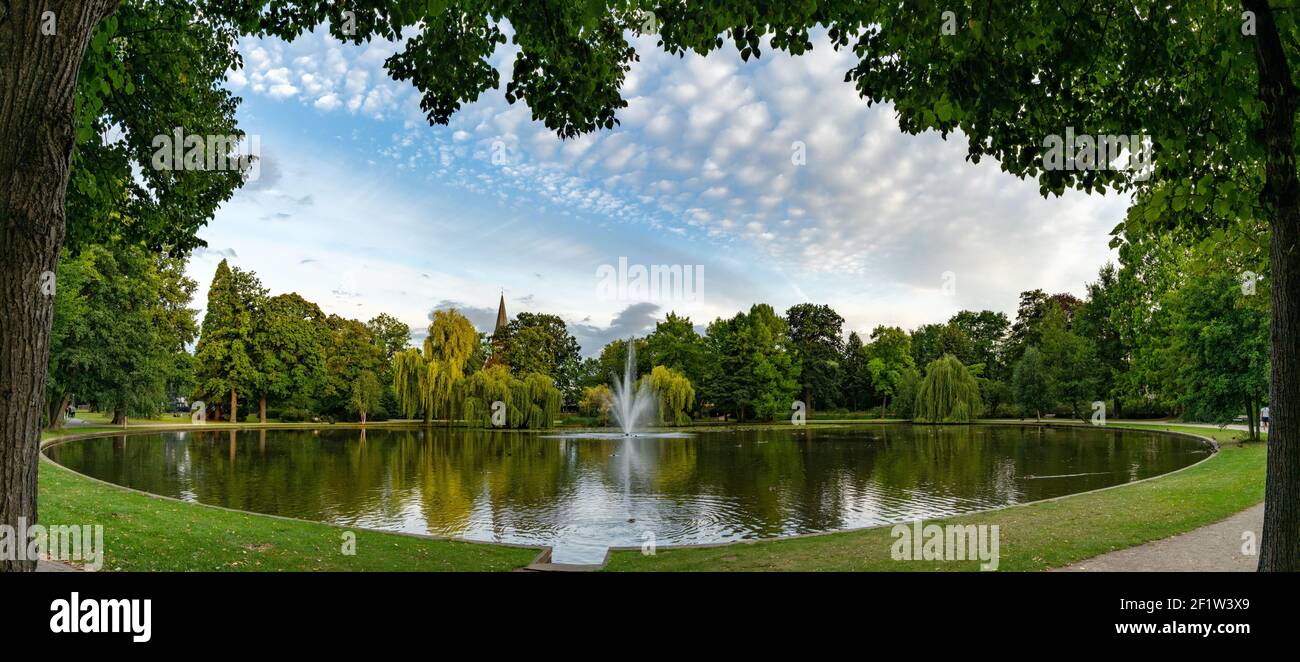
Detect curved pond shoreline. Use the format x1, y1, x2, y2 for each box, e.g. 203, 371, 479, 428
41, 422, 1219, 568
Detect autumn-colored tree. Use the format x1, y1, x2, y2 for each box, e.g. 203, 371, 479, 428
579, 384, 614, 425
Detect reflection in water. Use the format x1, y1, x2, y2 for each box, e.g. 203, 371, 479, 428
46, 425, 1208, 563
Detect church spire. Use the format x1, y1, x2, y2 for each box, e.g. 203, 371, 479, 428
494, 291, 508, 335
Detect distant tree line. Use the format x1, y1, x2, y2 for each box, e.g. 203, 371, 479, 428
44, 236, 1269, 435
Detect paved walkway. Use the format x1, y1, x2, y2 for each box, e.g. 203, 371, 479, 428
36, 560, 81, 572
1108, 419, 1253, 433
1057, 503, 1264, 572
988, 418, 1258, 433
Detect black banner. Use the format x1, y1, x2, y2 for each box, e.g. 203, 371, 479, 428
2, 571, 1288, 651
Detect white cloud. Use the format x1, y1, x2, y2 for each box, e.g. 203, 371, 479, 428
314, 93, 341, 111
268, 83, 299, 99
344, 68, 368, 95
216, 26, 1130, 344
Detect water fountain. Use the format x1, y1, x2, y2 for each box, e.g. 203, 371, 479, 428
610, 339, 656, 435
546, 338, 689, 441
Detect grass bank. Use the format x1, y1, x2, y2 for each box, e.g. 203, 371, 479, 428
39, 427, 541, 572
604, 424, 1265, 571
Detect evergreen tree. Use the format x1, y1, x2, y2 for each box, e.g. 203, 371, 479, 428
194, 259, 265, 422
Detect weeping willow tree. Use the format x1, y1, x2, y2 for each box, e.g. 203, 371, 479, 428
462, 365, 559, 429
647, 365, 695, 426
392, 348, 429, 422
513, 373, 562, 429
463, 365, 514, 427
426, 357, 461, 424
425, 309, 477, 425
392, 309, 477, 425
913, 355, 983, 424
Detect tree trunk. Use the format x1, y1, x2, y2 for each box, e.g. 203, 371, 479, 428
111, 408, 126, 426
0, 0, 119, 572
1258, 392, 1264, 437
1246, 394, 1256, 442
1249, 0, 1300, 571
1252, 392, 1261, 441
259, 395, 266, 424
46, 391, 69, 431
229, 389, 238, 424
1251, 395, 1257, 441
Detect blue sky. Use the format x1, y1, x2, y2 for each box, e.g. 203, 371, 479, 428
190, 27, 1131, 355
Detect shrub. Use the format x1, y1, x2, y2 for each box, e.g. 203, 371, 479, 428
278, 407, 311, 422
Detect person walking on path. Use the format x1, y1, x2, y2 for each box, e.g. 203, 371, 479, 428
1261, 405, 1270, 433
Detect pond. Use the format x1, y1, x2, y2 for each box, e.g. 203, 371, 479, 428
45, 424, 1210, 563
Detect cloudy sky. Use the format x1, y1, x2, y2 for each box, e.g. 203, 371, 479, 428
190, 27, 1130, 356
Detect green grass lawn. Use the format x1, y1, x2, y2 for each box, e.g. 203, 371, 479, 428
604, 424, 1266, 571
807, 411, 896, 421
39, 429, 541, 572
